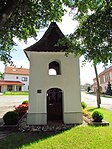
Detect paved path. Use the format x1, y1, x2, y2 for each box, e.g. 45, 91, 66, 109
0, 95, 28, 140
81, 92, 112, 111
0, 95, 28, 118
0, 93, 112, 118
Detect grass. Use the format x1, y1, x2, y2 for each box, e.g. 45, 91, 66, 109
0, 108, 112, 149
3, 91, 29, 95
100, 94, 112, 98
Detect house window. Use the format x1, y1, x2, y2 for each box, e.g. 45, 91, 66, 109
105, 86, 107, 90
49, 61, 61, 75
105, 73, 110, 82
100, 77, 104, 84
22, 77, 27, 81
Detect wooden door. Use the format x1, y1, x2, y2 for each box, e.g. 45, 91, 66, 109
47, 88, 63, 121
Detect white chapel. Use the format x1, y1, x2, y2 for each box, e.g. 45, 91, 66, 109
24, 22, 82, 125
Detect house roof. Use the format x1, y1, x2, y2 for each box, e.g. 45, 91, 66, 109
4, 66, 29, 75
24, 22, 67, 52
99, 66, 112, 76
93, 65, 112, 80
0, 80, 24, 85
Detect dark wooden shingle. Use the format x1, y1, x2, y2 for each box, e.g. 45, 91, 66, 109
24, 22, 67, 52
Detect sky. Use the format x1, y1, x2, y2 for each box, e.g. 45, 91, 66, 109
0, 10, 109, 85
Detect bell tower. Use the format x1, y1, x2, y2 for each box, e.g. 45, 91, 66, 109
24, 22, 82, 125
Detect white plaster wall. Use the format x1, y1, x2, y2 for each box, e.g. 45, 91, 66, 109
28, 52, 81, 116
1, 85, 7, 92
4, 74, 29, 91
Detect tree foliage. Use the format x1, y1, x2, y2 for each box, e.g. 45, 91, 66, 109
66, 0, 112, 64
106, 82, 112, 96
59, 0, 111, 108
0, 0, 68, 63
1, 0, 111, 64
0, 72, 4, 79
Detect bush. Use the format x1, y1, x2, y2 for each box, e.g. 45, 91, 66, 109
101, 92, 105, 94
81, 102, 87, 109
22, 100, 28, 104
106, 82, 112, 96
92, 110, 104, 122
3, 111, 19, 125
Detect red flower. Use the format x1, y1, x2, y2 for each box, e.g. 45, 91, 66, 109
14, 103, 28, 117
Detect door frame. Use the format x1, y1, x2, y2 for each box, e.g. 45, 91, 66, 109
46, 88, 63, 122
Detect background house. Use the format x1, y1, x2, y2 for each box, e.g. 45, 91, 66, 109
0, 66, 29, 92
92, 66, 112, 93
81, 83, 91, 91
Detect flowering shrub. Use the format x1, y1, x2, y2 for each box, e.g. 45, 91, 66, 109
14, 102, 28, 117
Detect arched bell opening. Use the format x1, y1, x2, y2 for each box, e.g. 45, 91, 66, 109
48, 61, 61, 75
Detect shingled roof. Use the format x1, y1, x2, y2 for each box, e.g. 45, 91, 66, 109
24, 22, 67, 52
5, 66, 29, 75
0, 80, 24, 85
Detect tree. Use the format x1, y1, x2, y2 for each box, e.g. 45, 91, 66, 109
0, 0, 69, 63
106, 82, 112, 96
73, 1, 111, 107
0, 72, 4, 79
1, 0, 111, 64
59, 0, 111, 108
87, 86, 91, 92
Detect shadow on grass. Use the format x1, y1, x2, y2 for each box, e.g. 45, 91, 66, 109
0, 132, 49, 149
84, 92, 96, 96
0, 128, 72, 149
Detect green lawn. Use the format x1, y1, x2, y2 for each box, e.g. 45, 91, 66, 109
3, 91, 29, 95
0, 108, 112, 149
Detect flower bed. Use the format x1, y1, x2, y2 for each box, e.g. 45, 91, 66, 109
83, 115, 109, 126
14, 103, 28, 117
83, 109, 109, 126
3, 100, 28, 126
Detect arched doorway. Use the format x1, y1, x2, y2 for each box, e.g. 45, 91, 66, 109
47, 88, 63, 122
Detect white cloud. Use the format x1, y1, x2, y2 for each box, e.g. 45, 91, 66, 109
12, 59, 29, 69
80, 59, 95, 85
79, 56, 106, 85
58, 10, 79, 35
13, 37, 37, 49
0, 62, 5, 73
0, 59, 29, 74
